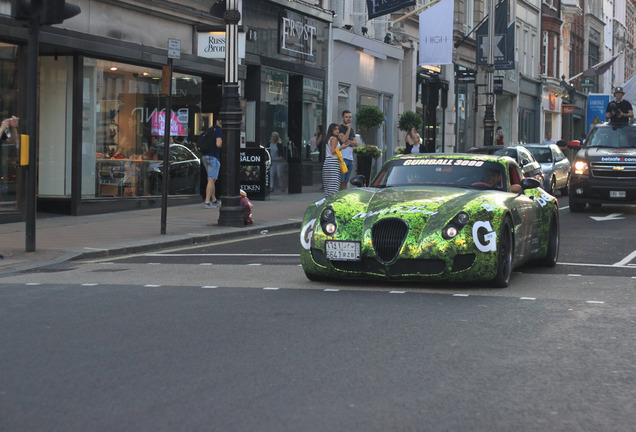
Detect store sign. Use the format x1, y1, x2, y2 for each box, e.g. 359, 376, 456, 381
197, 32, 246, 59
280, 13, 316, 59
562, 104, 575, 114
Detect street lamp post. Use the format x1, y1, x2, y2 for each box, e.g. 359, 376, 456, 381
218, 0, 244, 227
482, 0, 496, 147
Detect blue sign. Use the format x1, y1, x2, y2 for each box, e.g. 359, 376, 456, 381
586, 93, 610, 134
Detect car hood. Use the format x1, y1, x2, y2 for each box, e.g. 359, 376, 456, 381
581, 147, 636, 162
321, 186, 506, 236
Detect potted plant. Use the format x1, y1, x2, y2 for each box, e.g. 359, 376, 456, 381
354, 106, 385, 185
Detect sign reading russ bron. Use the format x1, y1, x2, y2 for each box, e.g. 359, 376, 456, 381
197, 32, 246, 59
280, 12, 316, 60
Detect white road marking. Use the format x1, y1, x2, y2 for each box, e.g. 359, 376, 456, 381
586, 301, 605, 304
263, 287, 279, 290
389, 291, 405, 294
147, 262, 161, 265
614, 250, 636, 267
199, 263, 213, 266
81, 283, 98, 286
520, 297, 536, 300
202, 286, 218, 289
559, 205, 569, 211
144, 284, 161, 287
568, 274, 582, 277
26, 283, 41, 286
558, 262, 636, 269
248, 263, 262, 266
324, 288, 340, 292
453, 294, 469, 297
590, 213, 625, 221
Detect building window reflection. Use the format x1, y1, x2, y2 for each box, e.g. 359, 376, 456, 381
82, 59, 202, 198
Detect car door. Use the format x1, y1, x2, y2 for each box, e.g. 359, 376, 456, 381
552, 146, 570, 188
518, 148, 540, 179
506, 163, 537, 260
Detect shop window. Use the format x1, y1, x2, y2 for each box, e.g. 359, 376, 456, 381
82, 58, 201, 198
0, 43, 19, 212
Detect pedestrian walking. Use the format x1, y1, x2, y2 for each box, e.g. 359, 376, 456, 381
202, 118, 222, 208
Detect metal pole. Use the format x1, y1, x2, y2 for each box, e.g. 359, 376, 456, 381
218, 0, 244, 227
160, 58, 173, 235
25, 19, 40, 252
482, 0, 496, 146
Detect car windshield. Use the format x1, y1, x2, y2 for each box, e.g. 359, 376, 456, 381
526, 147, 552, 163
493, 148, 517, 159
371, 159, 507, 191
587, 125, 636, 148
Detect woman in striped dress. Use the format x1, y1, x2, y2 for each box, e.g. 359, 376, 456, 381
322, 123, 341, 197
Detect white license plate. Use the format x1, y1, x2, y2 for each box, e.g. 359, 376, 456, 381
326, 241, 361, 261
610, 190, 626, 198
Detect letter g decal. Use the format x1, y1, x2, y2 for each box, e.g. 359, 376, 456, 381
473, 221, 497, 252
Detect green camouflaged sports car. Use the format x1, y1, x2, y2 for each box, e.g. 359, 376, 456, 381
300, 153, 559, 287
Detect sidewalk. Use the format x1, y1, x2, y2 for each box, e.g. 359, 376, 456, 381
0, 191, 325, 274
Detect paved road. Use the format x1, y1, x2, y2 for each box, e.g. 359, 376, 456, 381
1, 199, 635, 431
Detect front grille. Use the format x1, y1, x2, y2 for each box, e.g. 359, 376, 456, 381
371, 218, 409, 263
591, 162, 636, 179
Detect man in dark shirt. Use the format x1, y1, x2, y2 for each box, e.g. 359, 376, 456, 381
203, 118, 223, 208
606, 87, 634, 124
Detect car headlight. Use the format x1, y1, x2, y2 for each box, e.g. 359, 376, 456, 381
573, 160, 589, 175
321, 207, 337, 235
442, 211, 469, 239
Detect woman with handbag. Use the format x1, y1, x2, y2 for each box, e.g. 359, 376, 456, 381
322, 123, 343, 197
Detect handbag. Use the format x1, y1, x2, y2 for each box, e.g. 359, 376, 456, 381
334, 148, 348, 174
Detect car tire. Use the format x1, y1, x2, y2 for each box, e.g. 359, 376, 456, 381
539, 209, 559, 267
548, 176, 556, 195
569, 200, 585, 212
491, 218, 513, 288
560, 176, 569, 196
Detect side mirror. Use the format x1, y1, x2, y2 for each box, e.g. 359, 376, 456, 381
521, 177, 541, 190
350, 175, 366, 187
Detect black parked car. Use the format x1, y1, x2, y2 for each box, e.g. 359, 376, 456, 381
569, 123, 636, 211
467, 145, 544, 182
150, 144, 201, 195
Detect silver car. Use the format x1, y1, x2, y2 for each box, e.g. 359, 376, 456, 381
525, 144, 571, 196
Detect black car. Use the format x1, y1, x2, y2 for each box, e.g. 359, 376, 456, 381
569, 123, 636, 212
466, 145, 544, 182
150, 144, 201, 195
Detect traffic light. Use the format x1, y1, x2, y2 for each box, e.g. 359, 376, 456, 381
10, 0, 80, 25
41, 0, 80, 25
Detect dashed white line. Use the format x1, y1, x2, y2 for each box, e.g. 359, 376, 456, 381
568, 274, 582, 277
199, 263, 213, 266
263, 287, 279, 290
586, 301, 605, 304
453, 294, 469, 297
389, 290, 405, 294
81, 283, 98, 286
147, 263, 161, 265
26, 283, 41, 286
520, 297, 537, 300
324, 288, 340, 292
144, 284, 161, 287
201, 286, 218, 289
248, 263, 262, 266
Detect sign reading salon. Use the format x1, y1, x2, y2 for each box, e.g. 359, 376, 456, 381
279, 10, 317, 60
197, 32, 246, 59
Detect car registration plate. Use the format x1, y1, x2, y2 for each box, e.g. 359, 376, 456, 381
326, 241, 361, 261
610, 190, 626, 198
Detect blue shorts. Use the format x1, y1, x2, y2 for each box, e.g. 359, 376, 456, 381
341, 158, 353, 182
203, 155, 220, 179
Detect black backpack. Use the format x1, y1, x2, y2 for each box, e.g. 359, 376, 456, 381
197, 128, 216, 154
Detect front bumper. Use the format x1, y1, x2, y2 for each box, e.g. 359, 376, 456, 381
569, 174, 636, 205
